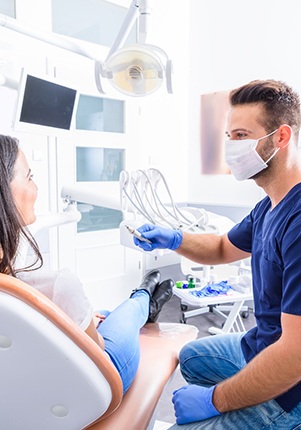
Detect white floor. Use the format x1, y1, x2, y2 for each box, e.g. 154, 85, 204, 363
154, 421, 173, 430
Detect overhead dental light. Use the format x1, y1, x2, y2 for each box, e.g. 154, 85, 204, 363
95, 0, 173, 97
96, 44, 172, 96
0, 0, 172, 97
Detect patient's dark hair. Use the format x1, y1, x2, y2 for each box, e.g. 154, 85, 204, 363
0, 135, 42, 275
230, 79, 301, 141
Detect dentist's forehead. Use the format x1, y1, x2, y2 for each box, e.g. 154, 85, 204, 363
226, 104, 265, 133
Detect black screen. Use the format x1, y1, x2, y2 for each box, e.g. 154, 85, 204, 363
19, 75, 77, 130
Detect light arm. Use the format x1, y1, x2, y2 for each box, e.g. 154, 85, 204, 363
105, 0, 140, 61
0, 14, 98, 61
105, 0, 153, 60
137, 0, 153, 44
61, 184, 120, 211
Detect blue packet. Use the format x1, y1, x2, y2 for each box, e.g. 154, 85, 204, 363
189, 280, 233, 298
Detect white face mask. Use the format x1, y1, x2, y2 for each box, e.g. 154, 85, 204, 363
224, 129, 279, 181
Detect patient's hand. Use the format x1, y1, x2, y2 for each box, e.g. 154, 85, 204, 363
93, 312, 106, 328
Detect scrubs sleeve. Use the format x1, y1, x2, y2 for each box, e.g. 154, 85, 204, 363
228, 212, 254, 253
281, 218, 301, 315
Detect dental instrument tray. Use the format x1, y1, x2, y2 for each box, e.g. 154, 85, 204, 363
173, 281, 252, 308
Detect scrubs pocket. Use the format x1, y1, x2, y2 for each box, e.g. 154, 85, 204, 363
259, 256, 282, 307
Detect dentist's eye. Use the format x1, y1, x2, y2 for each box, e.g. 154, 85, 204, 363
236, 132, 248, 140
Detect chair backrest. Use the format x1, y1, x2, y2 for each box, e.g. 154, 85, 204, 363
0, 273, 123, 430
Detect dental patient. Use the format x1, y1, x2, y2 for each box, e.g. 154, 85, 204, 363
0, 134, 173, 394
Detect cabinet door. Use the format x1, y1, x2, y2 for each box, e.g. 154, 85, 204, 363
56, 95, 143, 310
51, 0, 136, 48
0, 1, 15, 17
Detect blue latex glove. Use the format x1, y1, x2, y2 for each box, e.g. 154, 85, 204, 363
133, 223, 183, 251
172, 385, 220, 425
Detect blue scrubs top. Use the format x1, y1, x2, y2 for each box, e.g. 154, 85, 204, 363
228, 183, 301, 412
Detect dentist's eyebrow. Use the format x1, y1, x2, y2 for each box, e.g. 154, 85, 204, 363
230, 128, 252, 133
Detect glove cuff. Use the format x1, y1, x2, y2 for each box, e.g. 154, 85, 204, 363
206, 385, 221, 417
170, 229, 183, 250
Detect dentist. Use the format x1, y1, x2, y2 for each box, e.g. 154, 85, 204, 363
134, 79, 301, 429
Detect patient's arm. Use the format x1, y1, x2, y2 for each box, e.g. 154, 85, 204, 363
85, 318, 105, 350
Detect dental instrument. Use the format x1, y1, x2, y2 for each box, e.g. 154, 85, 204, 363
125, 225, 152, 244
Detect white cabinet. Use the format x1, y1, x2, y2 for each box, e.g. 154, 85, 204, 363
55, 91, 143, 310
0, 1, 15, 17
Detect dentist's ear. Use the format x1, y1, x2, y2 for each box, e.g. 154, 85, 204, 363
277, 124, 292, 149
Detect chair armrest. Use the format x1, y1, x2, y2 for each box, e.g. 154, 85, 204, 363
87, 322, 198, 430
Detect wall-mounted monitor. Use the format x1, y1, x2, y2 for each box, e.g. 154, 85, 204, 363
12, 69, 78, 135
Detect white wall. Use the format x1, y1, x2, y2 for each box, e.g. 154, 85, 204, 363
187, 0, 301, 211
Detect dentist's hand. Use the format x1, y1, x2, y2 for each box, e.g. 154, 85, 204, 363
133, 224, 183, 251
172, 385, 220, 425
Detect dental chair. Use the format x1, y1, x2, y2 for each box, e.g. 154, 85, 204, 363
0, 273, 198, 430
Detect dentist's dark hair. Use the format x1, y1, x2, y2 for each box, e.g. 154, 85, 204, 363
230, 79, 301, 142
0, 135, 42, 275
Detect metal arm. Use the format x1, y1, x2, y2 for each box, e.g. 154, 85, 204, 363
0, 14, 97, 61
105, 0, 152, 61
